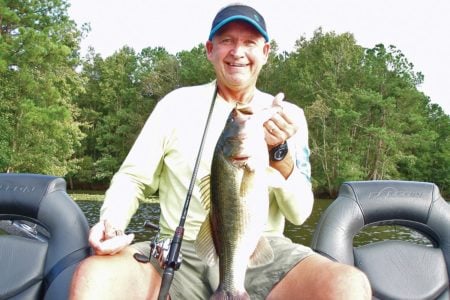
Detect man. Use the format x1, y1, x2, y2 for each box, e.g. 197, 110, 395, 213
70, 4, 371, 299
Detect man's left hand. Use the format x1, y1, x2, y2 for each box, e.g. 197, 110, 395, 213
264, 93, 299, 148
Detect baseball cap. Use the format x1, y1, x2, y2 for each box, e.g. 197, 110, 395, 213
208, 4, 269, 42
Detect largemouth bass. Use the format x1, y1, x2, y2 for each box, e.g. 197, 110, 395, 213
195, 105, 276, 300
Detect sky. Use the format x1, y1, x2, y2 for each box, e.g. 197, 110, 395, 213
68, 0, 449, 114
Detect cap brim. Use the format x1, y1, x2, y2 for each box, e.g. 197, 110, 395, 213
208, 16, 269, 42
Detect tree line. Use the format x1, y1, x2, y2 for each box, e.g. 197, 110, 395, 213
1, 0, 448, 197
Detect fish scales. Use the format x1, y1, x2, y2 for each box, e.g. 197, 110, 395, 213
196, 105, 275, 300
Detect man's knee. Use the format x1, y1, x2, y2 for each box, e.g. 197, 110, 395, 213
299, 255, 372, 299
326, 263, 372, 299
70, 255, 118, 294
70, 248, 161, 299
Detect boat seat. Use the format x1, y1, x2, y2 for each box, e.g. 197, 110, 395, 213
311, 180, 450, 300
311, 181, 450, 299
0, 173, 91, 300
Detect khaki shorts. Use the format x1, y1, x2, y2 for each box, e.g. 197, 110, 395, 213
133, 236, 314, 299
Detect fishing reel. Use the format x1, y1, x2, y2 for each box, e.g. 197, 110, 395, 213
133, 220, 182, 271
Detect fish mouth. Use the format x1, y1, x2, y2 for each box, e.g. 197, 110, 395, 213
231, 156, 249, 167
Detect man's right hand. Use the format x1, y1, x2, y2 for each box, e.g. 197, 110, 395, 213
89, 220, 134, 255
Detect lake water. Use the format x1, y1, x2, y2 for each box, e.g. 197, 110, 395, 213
76, 199, 432, 247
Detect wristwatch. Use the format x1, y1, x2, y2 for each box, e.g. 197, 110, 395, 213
269, 141, 288, 161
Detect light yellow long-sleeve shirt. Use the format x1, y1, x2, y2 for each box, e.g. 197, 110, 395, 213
100, 81, 314, 242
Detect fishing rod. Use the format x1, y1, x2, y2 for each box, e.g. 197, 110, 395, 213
158, 85, 218, 299
135, 86, 218, 300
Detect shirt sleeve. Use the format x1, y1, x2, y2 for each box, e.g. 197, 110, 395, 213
99, 99, 169, 230
268, 103, 314, 226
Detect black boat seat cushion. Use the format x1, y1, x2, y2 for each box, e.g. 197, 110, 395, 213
0, 173, 91, 300
311, 180, 450, 300
0, 236, 47, 298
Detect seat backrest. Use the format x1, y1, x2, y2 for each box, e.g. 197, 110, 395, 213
311, 180, 450, 300
0, 173, 91, 300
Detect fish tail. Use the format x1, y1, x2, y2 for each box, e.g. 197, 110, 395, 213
210, 290, 250, 300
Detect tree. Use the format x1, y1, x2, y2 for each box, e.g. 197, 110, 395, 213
283, 29, 365, 195
74, 32, 449, 196
398, 103, 450, 195
277, 29, 447, 197
177, 43, 215, 86
139, 46, 181, 100
73, 46, 156, 183
354, 44, 430, 182
0, 0, 85, 175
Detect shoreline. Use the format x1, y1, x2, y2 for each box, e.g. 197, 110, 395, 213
68, 193, 159, 203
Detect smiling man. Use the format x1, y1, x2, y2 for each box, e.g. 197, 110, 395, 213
206, 20, 270, 100
70, 4, 371, 299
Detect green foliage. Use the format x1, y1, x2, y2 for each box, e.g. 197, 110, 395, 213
0, 0, 85, 175
139, 46, 180, 99
72, 47, 156, 184
1, 3, 448, 196
264, 29, 447, 197
177, 44, 215, 86
71, 44, 216, 187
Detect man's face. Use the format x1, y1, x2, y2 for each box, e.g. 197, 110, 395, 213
206, 21, 270, 92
